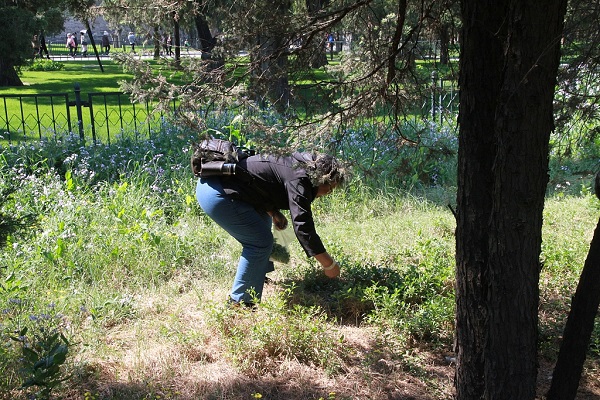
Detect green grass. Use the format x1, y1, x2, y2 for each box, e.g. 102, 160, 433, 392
0, 126, 598, 399
0, 60, 188, 144
1, 58, 192, 96
2, 61, 131, 94
0, 47, 598, 399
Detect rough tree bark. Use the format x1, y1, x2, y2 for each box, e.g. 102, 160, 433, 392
455, 0, 567, 399
250, 1, 291, 111
547, 173, 600, 400
195, 14, 216, 54
0, 58, 23, 86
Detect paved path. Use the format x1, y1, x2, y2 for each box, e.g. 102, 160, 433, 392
46, 49, 205, 62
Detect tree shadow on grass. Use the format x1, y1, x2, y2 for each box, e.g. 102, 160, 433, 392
280, 263, 407, 326
64, 365, 347, 400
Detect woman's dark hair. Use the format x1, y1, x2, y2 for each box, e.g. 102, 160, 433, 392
304, 153, 350, 187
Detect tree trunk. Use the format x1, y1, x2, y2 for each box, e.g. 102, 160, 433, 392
195, 14, 216, 53
547, 177, 600, 399
306, 0, 329, 68
153, 26, 161, 59
455, 1, 567, 399
455, 1, 505, 396
0, 58, 23, 87
439, 23, 450, 65
251, 34, 290, 110
250, 1, 291, 111
174, 16, 181, 62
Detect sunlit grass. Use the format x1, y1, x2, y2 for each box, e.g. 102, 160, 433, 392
0, 122, 598, 398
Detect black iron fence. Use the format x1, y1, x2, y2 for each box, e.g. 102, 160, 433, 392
1, 84, 176, 144
2, 75, 457, 145
429, 71, 459, 126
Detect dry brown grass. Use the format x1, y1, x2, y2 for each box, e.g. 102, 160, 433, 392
2, 272, 597, 400
12, 270, 585, 400
47, 281, 458, 400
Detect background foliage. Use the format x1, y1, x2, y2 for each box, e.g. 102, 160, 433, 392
0, 114, 598, 398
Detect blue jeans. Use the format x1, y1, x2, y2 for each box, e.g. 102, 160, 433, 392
196, 177, 274, 304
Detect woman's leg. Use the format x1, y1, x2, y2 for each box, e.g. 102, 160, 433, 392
196, 178, 273, 304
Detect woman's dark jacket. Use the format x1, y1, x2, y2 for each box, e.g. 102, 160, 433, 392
219, 152, 325, 258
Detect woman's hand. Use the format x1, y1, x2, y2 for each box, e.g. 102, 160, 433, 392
322, 260, 340, 278
270, 210, 288, 230
314, 252, 340, 278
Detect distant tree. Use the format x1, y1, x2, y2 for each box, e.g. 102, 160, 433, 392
195, 14, 217, 54
552, 0, 600, 157
430, 0, 459, 65
99, 0, 171, 58
0, 0, 65, 86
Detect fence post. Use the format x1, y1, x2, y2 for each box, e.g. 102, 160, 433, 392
439, 78, 444, 125
74, 83, 85, 140
431, 70, 438, 121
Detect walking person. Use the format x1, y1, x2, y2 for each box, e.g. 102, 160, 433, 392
195, 151, 348, 307
80, 31, 88, 57
128, 31, 136, 52
72, 32, 78, 55
38, 31, 50, 59
162, 34, 168, 55
66, 33, 76, 57
32, 35, 40, 58
101, 31, 111, 55
327, 33, 334, 60
166, 35, 173, 56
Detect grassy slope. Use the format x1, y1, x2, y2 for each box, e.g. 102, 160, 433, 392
0, 162, 598, 399
1, 58, 598, 399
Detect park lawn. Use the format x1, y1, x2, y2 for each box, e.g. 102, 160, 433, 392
0, 57, 345, 144
0, 55, 452, 144
0, 59, 191, 95
1, 61, 126, 94
0, 60, 189, 144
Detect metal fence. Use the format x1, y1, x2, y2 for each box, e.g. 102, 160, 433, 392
2, 75, 458, 145
429, 72, 459, 126
1, 84, 176, 144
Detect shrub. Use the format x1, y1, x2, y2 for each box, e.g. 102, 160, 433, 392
208, 288, 347, 376
27, 59, 64, 72
1, 302, 70, 399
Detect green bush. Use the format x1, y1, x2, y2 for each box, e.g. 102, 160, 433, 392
27, 59, 64, 72
208, 288, 347, 376
0, 112, 598, 397
1, 301, 70, 399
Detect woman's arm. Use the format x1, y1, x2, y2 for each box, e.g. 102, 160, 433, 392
314, 252, 340, 278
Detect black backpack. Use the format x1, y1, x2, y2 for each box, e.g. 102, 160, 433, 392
190, 138, 255, 177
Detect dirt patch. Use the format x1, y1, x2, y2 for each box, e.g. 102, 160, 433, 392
47, 289, 600, 400
57, 345, 600, 400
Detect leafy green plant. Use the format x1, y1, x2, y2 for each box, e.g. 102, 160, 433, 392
8, 306, 70, 399
0, 175, 35, 247
27, 59, 64, 72
208, 288, 347, 376
288, 233, 455, 347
